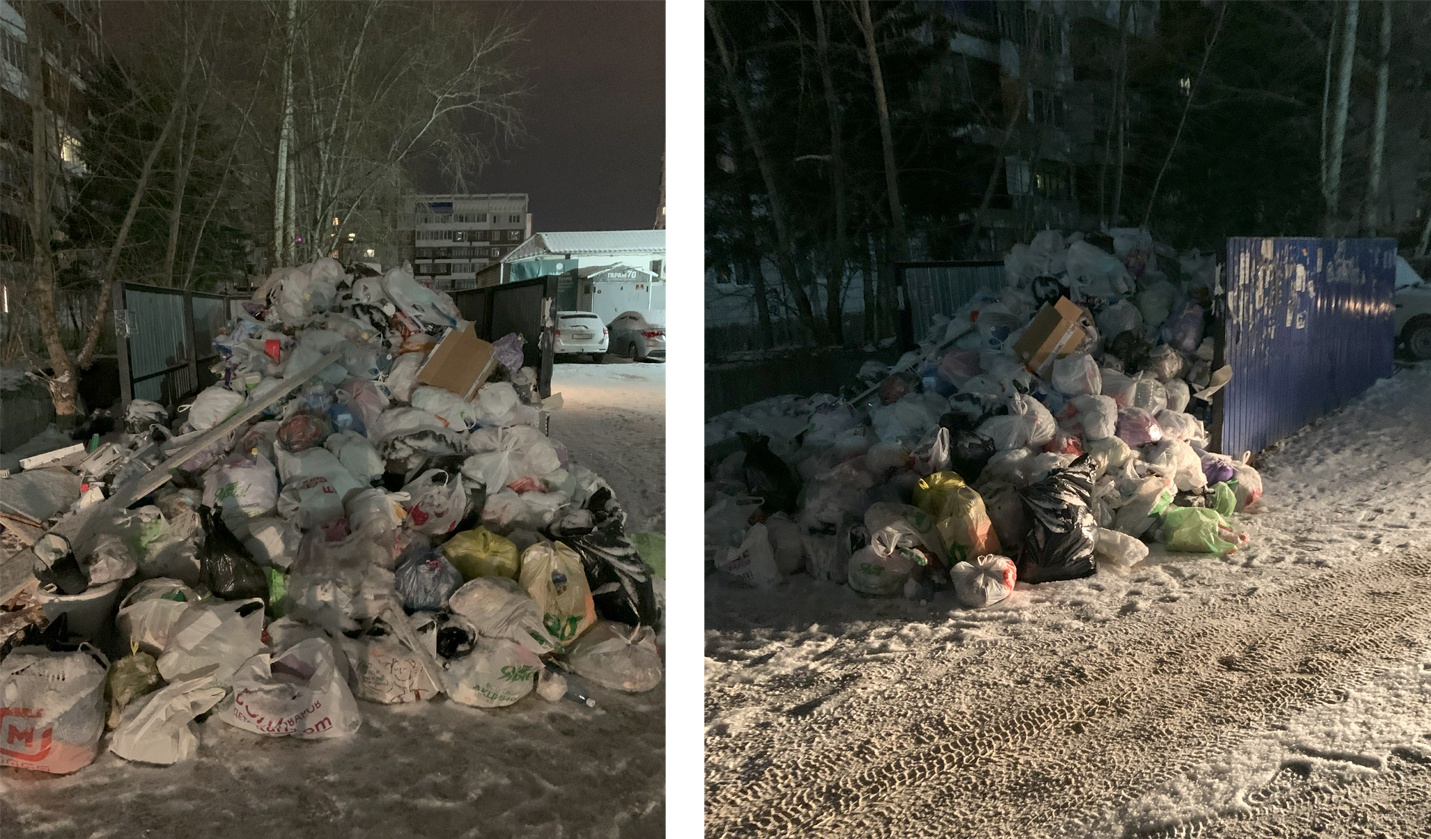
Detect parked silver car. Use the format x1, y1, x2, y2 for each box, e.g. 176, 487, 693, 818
554, 311, 609, 361
607, 310, 665, 362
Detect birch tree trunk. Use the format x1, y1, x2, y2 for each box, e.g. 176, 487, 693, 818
814, 0, 848, 345
1325, 0, 1359, 235
1365, 0, 1390, 235
857, 0, 905, 263
273, 0, 297, 268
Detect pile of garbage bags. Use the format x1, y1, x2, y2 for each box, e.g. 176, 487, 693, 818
0, 258, 663, 775
706, 228, 1258, 607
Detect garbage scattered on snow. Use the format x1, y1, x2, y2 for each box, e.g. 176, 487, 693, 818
707, 228, 1256, 606
0, 258, 663, 775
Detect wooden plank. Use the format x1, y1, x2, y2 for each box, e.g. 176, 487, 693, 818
19, 443, 86, 471
107, 347, 347, 509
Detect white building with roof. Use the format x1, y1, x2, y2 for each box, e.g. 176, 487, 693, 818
484, 229, 666, 322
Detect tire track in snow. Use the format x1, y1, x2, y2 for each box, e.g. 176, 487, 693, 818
706, 549, 1431, 837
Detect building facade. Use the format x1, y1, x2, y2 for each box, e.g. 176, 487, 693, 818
395, 193, 532, 290
0, 0, 101, 319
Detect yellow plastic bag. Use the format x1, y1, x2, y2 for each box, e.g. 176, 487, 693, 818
913, 471, 1001, 564
518, 541, 597, 645
442, 527, 520, 580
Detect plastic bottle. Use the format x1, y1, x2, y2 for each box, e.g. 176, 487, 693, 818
564, 675, 596, 708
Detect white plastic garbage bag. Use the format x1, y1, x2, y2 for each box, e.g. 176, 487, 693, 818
204, 453, 279, 523
0, 646, 108, 774
463, 426, 562, 491
218, 638, 362, 739
345, 488, 410, 554
339, 611, 444, 705
411, 386, 480, 432
979, 414, 1032, 452
481, 488, 567, 533
448, 577, 556, 654
401, 470, 468, 537
77, 532, 137, 587
231, 516, 302, 569
116, 578, 198, 657
1010, 393, 1057, 448
566, 621, 663, 693
108, 673, 227, 766
157, 598, 266, 686
1051, 353, 1102, 397
1145, 438, 1207, 491
325, 431, 384, 486
950, 554, 1017, 608
282, 329, 349, 385
1027, 229, 1067, 276
1072, 394, 1119, 441
1065, 240, 1133, 297
440, 635, 542, 708
764, 513, 806, 576
1164, 378, 1191, 414
274, 446, 363, 528
714, 523, 783, 589
1093, 528, 1149, 569
285, 533, 398, 632
383, 265, 459, 329
473, 382, 541, 428
384, 353, 426, 403
187, 386, 245, 431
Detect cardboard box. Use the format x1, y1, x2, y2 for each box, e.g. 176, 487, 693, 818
416, 322, 497, 400
1014, 297, 1088, 377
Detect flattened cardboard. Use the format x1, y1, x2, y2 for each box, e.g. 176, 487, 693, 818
1014, 297, 1087, 377
416, 322, 497, 401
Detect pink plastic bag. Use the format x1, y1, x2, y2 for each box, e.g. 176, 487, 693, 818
1115, 407, 1164, 446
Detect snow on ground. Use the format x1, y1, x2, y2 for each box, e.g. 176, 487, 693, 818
706, 364, 1431, 837
549, 360, 665, 534
1, 361, 666, 839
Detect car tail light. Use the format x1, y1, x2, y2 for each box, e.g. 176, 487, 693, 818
554, 329, 562, 337
603, 327, 608, 336
643, 330, 662, 339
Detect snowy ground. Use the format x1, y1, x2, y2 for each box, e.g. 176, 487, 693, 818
706, 364, 1431, 837
1, 361, 666, 839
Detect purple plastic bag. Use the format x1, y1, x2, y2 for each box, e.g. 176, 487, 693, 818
1201, 452, 1237, 485
1162, 303, 1206, 353
492, 332, 525, 373
1116, 407, 1164, 446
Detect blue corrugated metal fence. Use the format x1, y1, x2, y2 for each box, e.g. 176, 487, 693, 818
1219, 237, 1396, 456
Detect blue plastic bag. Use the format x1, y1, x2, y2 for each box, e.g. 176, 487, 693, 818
395, 551, 464, 611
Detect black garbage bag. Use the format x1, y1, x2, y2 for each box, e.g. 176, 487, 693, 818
739, 433, 800, 516
1031, 275, 1068, 309
948, 429, 996, 485
552, 488, 660, 628
1017, 455, 1098, 584
33, 534, 87, 596
1108, 330, 1154, 373
198, 507, 269, 602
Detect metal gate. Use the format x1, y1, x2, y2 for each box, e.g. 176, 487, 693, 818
897, 261, 1004, 347
114, 284, 232, 407
449, 275, 556, 400
1217, 237, 1396, 456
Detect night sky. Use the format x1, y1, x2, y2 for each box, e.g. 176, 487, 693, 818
102, 1, 665, 235
462, 1, 665, 233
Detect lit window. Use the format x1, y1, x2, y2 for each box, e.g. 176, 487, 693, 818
347, 232, 356, 241
1179, 76, 1192, 95
364, 248, 376, 258
332, 216, 340, 227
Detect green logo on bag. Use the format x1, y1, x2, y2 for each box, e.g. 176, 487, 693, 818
215, 482, 247, 503
545, 614, 582, 642
500, 665, 536, 683
859, 563, 884, 577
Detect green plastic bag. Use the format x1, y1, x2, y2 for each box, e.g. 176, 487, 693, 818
631, 532, 666, 578
106, 648, 162, 729
1162, 507, 1239, 555
443, 527, 520, 580
1211, 482, 1236, 518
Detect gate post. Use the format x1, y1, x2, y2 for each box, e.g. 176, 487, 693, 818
114, 282, 133, 411
182, 289, 198, 393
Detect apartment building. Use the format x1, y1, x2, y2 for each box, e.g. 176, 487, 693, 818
395, 193, 532, 290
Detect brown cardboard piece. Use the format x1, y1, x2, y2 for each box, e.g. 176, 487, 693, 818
416, 322, 497, 401
1014, 297, 1088, 377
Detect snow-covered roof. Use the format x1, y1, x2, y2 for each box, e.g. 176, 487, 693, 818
503, 230, 665, 263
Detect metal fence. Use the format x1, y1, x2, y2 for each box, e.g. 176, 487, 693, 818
115, 284, 232, 406
450, 275, 556, 400
897, 261, 1004, 347
1216, 237, 1397, 456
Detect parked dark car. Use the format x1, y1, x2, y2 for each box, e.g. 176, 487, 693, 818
607, 310, 665, 362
